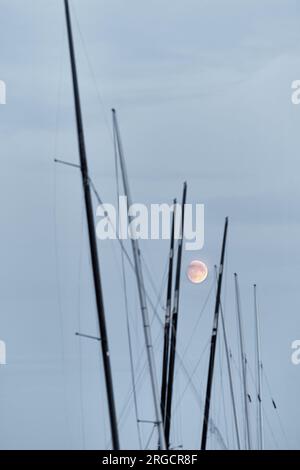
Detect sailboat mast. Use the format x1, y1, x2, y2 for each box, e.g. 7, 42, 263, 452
253, 284, 264, 450
160, 200, 176, 426
64, 0, 120, 450
201, 217, 228, 450
112, 109, 166, 450
165, 183, 187, 449
213, 266, 241, 450
234, 273, 251, 450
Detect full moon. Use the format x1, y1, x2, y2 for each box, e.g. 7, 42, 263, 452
187, 260, 208, 284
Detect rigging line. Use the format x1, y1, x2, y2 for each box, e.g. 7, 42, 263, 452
234, 273, 251, 450
71, 2, 114, 143
89, 179, 168, 435
140, 252, 165, 308
245, 360, 279, 450
108, 262, 170, 442
262, 369, 290, 449
215, 265, 241, 450
104, 331, 164, 449
145, 425, 157, 450
232, 318, 246, 448
70, 173, 167, 333
247, 361, 288, 450
177, 354, 228, 450
172, 339, 210, 414
52, 19, 72, 439
88, 178, 158, 312
87, 173, 169, 346
53, 15, 66, 160
114, 123, 143, 450
219, 304, 241, 449
176, 364, 183, 448
172, 340, 228, 450
76, 201, 86, 449
158, 277, 215, 421
165, 276, 215, 399
110, 264, 169, 436
114, 282, 167, 430
52, 145, 72, 448
180, 278, 215, 361
218, 331, 230, 448
253, 284, 263, 450
261, 404, 280, 450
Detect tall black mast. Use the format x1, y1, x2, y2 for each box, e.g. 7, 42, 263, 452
201, 217, 228, 450
165, 183, 187, 449
64, 0, 120, 450
160, 200, 176, 426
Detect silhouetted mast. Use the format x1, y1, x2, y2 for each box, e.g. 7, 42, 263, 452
160, 200, 176, 428
64, 0, 119, 450
201, 217, 228, 450
165, 183, 187, 449
234, 273, 251, 450
112, 108, 166, 450
214, 265, 241, 450
254, 284, 264, 449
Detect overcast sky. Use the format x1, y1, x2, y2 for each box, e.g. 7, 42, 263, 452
0, 0, 300, 450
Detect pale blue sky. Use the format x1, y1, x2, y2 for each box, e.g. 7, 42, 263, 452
0, 0, 299, 449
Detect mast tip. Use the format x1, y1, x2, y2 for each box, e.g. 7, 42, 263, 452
111, 108, 116, 113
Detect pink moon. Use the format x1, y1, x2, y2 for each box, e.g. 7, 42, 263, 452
187, 260, 208, 284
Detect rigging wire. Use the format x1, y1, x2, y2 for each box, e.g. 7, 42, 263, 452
52, 18, 76, 449
102, 256, 169, 450
114, 122, 143, 449
173, 339, 210, 414
140, 252, 166, 310
214, 263, 241, 450
112, 269, 168, 433
180, 279, 215, 361
76, 202, 87, 449
246, 361, 286, 450
144, 425, 157, 450
71, 2, 114, 143
218, 331, 230, 448
262, 370, 290, 449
